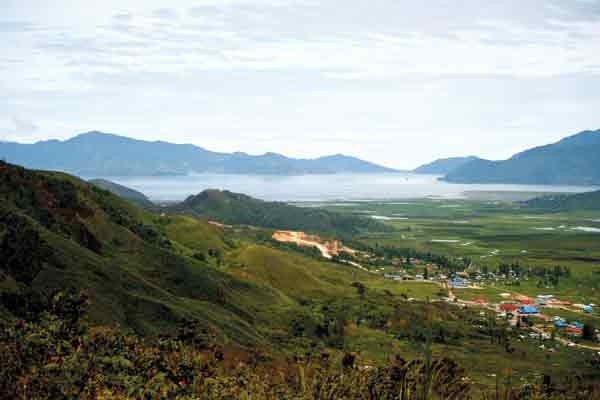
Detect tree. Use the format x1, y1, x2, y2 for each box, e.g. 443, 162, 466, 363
583, 323, 596, 341
216, 285, 228, 305
0, 214, 50, 284
351, 282, 366, 298
334, 312, 347, 349
487, 311, 497, 344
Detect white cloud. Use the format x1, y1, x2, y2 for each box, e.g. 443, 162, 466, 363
12, 116, 38, 135
1, 0, 600, 168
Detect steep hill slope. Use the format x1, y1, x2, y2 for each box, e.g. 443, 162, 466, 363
0, 161, 390, 350
0, 131, 397, 176
0, 161, 284, 343
168, 189, 390, 236
89, 178, 155, 209
444, 129, 600, 185
413, 156, 480, 175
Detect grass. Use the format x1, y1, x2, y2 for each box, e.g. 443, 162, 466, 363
162, 215, 229, 255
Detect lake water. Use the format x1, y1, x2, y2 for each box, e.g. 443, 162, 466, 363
96, 173, 598, 202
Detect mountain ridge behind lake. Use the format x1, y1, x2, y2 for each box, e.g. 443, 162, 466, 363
413, 156, 481, 175
0, 131, 398, 176
442, 129, 600, 185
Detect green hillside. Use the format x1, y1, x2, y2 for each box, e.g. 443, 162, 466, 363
0, 161, 386, 350
168, 189, 390, 236
525, 189, 600, 211
0, 161, 281, 343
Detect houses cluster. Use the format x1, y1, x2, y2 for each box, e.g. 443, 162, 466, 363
498, 300, 539, 315
466, 269, 527, 286
383, 272, 431, 282
494, 294, 598, 339
497, 294, 594, 315
553, 317, 585, 335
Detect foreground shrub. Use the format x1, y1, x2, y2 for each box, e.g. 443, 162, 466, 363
1, 290, 600, 399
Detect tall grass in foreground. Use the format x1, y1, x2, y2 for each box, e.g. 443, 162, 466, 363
1, 290, 600, 399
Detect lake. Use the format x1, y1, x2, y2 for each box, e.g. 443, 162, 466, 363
95, 173, 598, 202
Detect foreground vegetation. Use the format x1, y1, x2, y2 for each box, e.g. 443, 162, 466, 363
3, 290, 600, 399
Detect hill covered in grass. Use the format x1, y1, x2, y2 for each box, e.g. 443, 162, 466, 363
444, 129, 600, 185
0, 161, 394, 351
524, 189, 600, 211
0, 161, 283, 342
89, 178, 155, 209
168, 189, 391, 236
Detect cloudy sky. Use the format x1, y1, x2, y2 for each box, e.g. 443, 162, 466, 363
2, 0, 600, 169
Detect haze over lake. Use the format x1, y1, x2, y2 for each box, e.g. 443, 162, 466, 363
93, 173, 598, 202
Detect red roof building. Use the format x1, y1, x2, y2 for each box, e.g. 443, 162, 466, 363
565, 326, 582, 335
500, 303, 519, 312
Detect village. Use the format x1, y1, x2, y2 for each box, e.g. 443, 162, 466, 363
271, 229, 600, 351
383, 260, 600, 351
375, 255, 599, 348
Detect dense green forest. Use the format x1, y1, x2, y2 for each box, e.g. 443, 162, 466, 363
168, 189, 390, 236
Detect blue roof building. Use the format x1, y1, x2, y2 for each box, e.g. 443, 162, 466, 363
519, 305, 539, 314
583, 305, 593, 313
449, 281, 467, 288
554, 320, 568, 328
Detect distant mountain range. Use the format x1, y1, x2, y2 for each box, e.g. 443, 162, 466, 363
416, 129, 600, 186
0, 131, 397, 176
413, 156, 480, 175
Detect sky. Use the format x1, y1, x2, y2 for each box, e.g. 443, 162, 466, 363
2, 0, 600, 169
